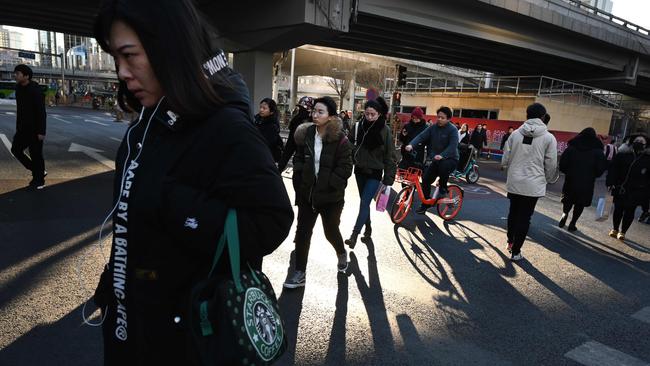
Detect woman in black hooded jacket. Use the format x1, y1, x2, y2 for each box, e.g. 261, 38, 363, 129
92, 1, 293, 364
606, 134, 650, 241
254, 97, 284, 163
558, 127, 607, 231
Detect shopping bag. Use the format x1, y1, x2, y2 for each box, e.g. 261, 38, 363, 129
595, 195, 613, 221
375, 185, 391, 212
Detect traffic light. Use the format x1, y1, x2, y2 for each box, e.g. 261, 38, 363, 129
392, 91, 401, 106
396, 65, 407, 87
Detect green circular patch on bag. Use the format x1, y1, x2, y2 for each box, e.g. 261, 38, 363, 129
243, 287, 284, 361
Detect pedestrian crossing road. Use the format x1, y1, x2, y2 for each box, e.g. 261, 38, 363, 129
0, 105, 649, 365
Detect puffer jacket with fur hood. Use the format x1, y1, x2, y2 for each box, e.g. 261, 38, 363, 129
292, 117, 353, 208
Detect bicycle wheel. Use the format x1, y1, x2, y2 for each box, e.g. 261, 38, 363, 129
466, 165, 479, 184
436, 184, 463, 220
391, 185, 414, 224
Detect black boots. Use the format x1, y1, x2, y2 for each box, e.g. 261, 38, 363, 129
345, 233, 358, 249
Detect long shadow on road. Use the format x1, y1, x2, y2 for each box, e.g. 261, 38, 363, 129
393, 193, 650, 364
0, 172, 113, 362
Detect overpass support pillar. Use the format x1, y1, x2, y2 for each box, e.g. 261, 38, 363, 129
233, 51, 274, 115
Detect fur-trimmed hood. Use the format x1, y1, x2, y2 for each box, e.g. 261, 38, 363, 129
294, 117, 344, 146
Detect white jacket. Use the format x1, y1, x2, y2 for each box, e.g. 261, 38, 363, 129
501, 118, 557, 197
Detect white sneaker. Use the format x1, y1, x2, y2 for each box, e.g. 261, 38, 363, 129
510, 253, 524, 261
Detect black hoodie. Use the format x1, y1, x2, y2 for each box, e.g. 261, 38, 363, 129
15, 80, 46, 135
95, 61, 294, 364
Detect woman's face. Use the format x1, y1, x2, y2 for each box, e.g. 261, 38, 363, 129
259, 102, 272, 117
312, 102, 330, 126
461, 124, 468, 132
110, 20, 164, 108
364, 107, 380, 122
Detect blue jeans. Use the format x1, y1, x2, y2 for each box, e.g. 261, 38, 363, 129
353, 173, 381, 234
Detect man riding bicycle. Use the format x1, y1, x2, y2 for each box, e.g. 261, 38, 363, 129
405, 106, 459, 214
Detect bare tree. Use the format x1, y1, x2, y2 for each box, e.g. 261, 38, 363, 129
326, 76, 351, 110
319, 56, 361, 110
355, 65, 395, 94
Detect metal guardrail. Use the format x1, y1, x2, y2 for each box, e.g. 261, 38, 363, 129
388, 75, 622, 109
558, 0, 649, 37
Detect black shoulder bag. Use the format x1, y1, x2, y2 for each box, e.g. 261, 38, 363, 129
188, 209, 287, 365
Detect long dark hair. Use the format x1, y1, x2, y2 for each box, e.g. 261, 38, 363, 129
94, 0, 227, 118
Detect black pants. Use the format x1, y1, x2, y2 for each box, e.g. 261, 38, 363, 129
642, 198, 649, 213
421, 159, 457, 201
562, 202, 585, 226
507, 193, 539, 255
11, 132, 45, 181
612, 204, 636, 234
294, 201, 346, 271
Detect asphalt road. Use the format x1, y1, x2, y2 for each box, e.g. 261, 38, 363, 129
0, 106, 649, 366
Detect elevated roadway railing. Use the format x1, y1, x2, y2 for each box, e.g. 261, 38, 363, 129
390, 75, 622, 109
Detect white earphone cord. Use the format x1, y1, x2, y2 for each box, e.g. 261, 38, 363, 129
78, 97, 165, 327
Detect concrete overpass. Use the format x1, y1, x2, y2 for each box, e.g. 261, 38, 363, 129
1, 0, 649, 101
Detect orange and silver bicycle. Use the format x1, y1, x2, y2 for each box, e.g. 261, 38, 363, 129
390, 167, 464, 224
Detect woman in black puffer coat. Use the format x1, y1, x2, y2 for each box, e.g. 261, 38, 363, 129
558, 127, 607, 231
283, 96, 353, 289
92, 1, 294, 363
254, 97, 284, 163
606, 134, 650, 241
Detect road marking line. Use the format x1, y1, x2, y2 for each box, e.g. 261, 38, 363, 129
84, 119, 109, 126
632, 307, 650, 325
5, 112, 15, 115
565, 341, 649, 366
68, 142, 114, 169
53, 117, 72, 124
0, 133, 12, 152
110, 137, 122, 142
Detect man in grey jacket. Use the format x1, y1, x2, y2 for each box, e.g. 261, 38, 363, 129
406, 106, 459, 213
501, 103, 557, 261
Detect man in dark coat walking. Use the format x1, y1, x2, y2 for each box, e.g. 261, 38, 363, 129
558, 128, 607, 231
11, 64, 47, 189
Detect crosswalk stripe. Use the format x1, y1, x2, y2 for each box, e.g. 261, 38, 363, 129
0, 133, 12, 152
632, 307, 650, 325
565, 341, 649, 366
84, 119, 109, 126
110, 137, 122, 142
53, 117, 72, 124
